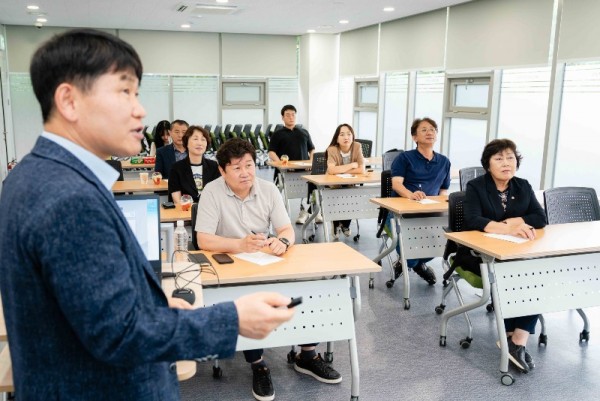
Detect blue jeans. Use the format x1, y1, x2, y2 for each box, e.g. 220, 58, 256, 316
386, 213, 433, 268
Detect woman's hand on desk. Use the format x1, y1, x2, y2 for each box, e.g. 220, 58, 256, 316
508, 223, 537, 240
234, 292, 295, 339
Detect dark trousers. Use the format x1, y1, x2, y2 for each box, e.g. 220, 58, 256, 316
244, 343, 319, 363
333, 220, 351, 230
505, 315, 539, 334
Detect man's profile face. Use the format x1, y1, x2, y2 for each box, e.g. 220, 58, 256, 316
170, 123, 188, 147
74, 70, 146, 158
282, 109, 296, 129
220, 153, 256, 194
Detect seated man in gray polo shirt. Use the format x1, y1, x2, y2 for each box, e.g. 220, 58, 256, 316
196, 139, 342, 401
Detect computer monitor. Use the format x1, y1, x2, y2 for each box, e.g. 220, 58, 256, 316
114, 194, 162, 279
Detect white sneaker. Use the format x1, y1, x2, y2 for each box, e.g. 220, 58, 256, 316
342, 227, 351, 238
315, 213, 324, 224
295, 209, 309, 225
333, 226, 340, 240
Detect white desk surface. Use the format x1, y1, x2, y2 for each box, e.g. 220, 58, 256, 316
302, 172, 381, 186
370, 195, 449, 214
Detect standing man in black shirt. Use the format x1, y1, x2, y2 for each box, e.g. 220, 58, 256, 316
268, 105, 320, 224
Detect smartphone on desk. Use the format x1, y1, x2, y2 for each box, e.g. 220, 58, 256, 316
162, 201, 175, 209
212, 253, 234, 264
189, 253, 210, 266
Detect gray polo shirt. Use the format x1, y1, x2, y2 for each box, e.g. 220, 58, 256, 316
195, 176, 291, 238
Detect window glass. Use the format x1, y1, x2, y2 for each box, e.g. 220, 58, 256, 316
415, 71, 444, 153
359, 83, 378, 105
497, 67, 550, 189
454, 83, 489, 108
382, 72, 408, 152
267, 78, 299, 126
355, 111, 377, 144
554, 62, 600, 192
448, 118, 488, 171
138, 74, 170, 130
173, 75, 218, 126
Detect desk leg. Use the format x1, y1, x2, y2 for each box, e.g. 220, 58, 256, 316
370, 215, 398, 289
301, 205, 319, 243
396, 215, 411, 310
349, 335, 360, 400
483, 256, 514, 385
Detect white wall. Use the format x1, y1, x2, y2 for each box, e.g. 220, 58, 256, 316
299, 34, 340, 153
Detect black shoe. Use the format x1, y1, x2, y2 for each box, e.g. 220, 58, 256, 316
393, 259, 403, 279
294, 353, 342, 384
413, 263, 436, 285
252, 366, 274, 401
508, 340, 529, 373
524, 348, 535, 370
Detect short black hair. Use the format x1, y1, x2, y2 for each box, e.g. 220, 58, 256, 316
216, 138, 256, 170
171, 119, 189, 129
30, 28, 143, 122
183, 126, 211, 151
480, 139, 523, 171
410, 117, 438, 136
281, 104, 297, 116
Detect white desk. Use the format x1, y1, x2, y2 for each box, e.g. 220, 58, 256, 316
370, 196, 448, 309
443, 221, 600, 385
268, 160, 312, 214
301, 173, 381, 243
169, 243, 380, 400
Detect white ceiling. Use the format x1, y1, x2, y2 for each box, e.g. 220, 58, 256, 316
1, 0, 471, 36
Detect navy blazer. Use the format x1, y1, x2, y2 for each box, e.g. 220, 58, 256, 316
0, 137, 238, 400
155, 143, 177, 179
168, 156, 220, 203
464, 173, 547, 231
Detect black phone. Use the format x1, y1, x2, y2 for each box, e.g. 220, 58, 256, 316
162, 201, 175, 209
212, 253, 234, 264
189, 253, 210, 266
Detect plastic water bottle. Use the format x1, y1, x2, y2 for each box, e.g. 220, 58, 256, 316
174, 220, 188, 261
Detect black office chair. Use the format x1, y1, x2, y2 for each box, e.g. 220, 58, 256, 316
263, 124, 273, 140
204, 124, 212, 134
273, 124, 283, 134
459, 167, 485, 191
295, 124, 303, 129
305, 152, 327, 243
355, 139, 373, 158
106, 160, 124, 181
191, 203, 200, 251
232, 124, 243, 139
382, 149, 402, 171
544, 186, 600, 342
223, 124, 232, 139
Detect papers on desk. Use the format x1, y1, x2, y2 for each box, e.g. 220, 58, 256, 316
483, 233, 529, 244
234, 252, 283, 266
416, 199, 440, 205
292, 162, 312, 167
336, 174, 355, 178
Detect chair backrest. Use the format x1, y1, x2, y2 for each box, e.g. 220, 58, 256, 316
459, 167, 485, 191
383, 149, 403, 171
295, 124, 303, 129
203, 124, 212, 133
355, 139, 373, 158
448, 191, 468, 233
106, 160, 124, 181
274, 124, 283, 133
242, 124, 252, 135
259, 131, 269, 149
253, 124, 262, 137
544, 187, 600, 224
209, 132, 219, 152
310, 152, 327, 175
191, 203, 200, 250
232, 124, 243, 135
223, 124, 232, 137
264, 124, 273, 138
248, 131, 260, 150
213, 125, 222, 137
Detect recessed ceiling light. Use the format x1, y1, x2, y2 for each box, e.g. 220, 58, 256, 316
307, 29, 316, 33
383, 7, 395, 12
181, 24, 191, 28
318, 25, 333, 29
339, 20, 349, 24
36, 17, 47, 22
216, 0, 229, 3
27, 5, 39, 10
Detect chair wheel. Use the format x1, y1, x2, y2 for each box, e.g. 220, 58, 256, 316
368, 279, 374, 289
439, 336, 447, 347
442, 280, 449, 288
580, 330, 590, 342
501, 373, 514, 386
286, 350, 297, 364
435, 305, 445, 315
459, 337, 472, 349
302, 239, 309, 244
212, 366, 223, 379
353, 235, 360, 242
385, 280, 394, 288
486, 303, 494, 312
308, 234, 315, 242
403, 299, 410, 310
323, 352, 333, 363
538, 333, 548, 346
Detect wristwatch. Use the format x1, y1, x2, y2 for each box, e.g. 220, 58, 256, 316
278, 237, 290, 252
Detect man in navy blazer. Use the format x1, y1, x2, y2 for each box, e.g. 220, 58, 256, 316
0, 29, 294, 401
155, 119, 189, 179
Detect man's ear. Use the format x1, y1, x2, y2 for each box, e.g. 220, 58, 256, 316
53, 83, 79, 122
218, 166, 225, 176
